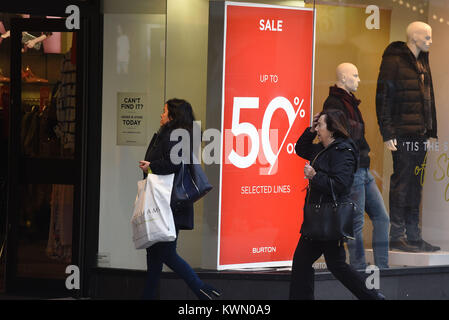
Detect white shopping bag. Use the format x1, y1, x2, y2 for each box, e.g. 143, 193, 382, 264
131, 173, 177, 249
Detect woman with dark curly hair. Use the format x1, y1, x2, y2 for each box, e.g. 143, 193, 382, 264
139, 98, 220, 300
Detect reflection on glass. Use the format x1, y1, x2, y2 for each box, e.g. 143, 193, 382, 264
117, 24, 129, 74
20, 31, 77, 159
17, 184, 73, 279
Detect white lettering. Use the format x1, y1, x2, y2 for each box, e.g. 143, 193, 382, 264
259, 19, 283, 32
365, 5, 380, 30
65, 265, 80, 290
178, 304, 212, 317
252, 246, 277, 254
65, 5, 80, 30
222, 304, 271, 315
365, 265, 380, 290
202, 128, 221, 165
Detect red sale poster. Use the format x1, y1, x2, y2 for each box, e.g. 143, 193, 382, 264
218, 2, 315, 269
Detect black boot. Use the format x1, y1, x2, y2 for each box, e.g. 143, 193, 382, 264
408, 239, 440, 252
198, 284, 221, 300
375, 292, 386, 300
390, 237, 420, 252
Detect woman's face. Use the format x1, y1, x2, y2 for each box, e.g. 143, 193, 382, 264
160, 104, 170, 126
315, 114, 333, 145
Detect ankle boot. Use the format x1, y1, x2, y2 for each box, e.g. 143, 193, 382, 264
198, 284, 221, 300
390, 237, 420, 252
408, 239, 441, 252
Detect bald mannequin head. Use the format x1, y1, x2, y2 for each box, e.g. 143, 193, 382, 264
336, 63, 360, 93
406, 21, 432, 57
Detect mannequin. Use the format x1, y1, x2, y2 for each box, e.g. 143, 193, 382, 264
323, 63, 389, 269
383, 22, 434, 151
336, 63, 359, 92
376, 22, 439, 252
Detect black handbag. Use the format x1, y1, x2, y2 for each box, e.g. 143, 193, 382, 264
301, 178, 355, 241
171, 160, 213, 207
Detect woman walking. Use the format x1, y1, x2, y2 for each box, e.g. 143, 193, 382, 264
289, 109, 385, 300
139, 98, 220, 300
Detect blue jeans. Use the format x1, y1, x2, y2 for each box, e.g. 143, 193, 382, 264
346, 168, 390, 270
143, 231, 205, 300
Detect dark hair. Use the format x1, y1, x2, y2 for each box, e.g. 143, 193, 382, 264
319, 109, 350, 139
165, 98, 196, 131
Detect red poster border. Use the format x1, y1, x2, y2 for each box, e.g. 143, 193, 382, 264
217, 1, 316, 270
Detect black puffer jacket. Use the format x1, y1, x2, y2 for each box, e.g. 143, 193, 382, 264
376, 41, 437, 141
295, 127, 358, 205
144, 124, 194, 230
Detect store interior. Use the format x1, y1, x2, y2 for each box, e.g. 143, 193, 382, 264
0, 14, 77, 283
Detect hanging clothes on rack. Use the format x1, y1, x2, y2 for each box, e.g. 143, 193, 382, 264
47, 47, 76, 262
39, 82, 60, 158
0, 85, 9, 183
0, 85, 9, 141
21, 104, 40, 157
55, 50, 76, 158
46, 184, 73, 263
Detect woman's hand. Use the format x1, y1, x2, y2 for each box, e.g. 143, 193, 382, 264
139, 160, 150, 173
310, 113, 320, 132
25, 39, 37, 49
304, 163, 316, 180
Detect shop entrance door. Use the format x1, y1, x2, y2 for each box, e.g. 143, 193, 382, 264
0, 13, 12, 293
5, 17, 83, 297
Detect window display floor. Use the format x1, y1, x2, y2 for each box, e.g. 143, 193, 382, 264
365, 249, 449, 267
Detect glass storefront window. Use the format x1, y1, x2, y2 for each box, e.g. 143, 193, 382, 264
305, 0, 449, 270
98, 0, 168, 270
98, 0, 449, 276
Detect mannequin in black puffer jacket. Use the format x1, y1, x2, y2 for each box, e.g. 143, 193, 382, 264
376, 41, 437, 141
376, 21, 439, 253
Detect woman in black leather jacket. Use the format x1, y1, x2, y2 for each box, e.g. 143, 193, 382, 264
289, 109, 384, 300
138, 98, 220, 300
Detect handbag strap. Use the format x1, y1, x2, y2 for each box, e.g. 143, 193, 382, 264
305, 144, 334, 205
328, 178, 338, 207
307, 179, 337, 206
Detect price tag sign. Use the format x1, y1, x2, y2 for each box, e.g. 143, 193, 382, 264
218, 2, 315, 269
